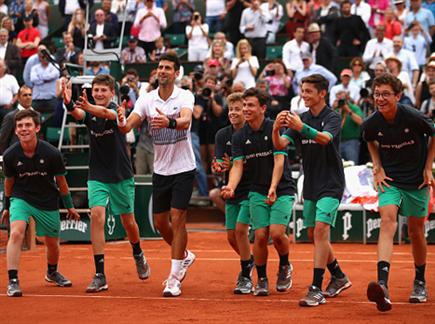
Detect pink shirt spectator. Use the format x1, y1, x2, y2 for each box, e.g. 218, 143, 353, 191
133, 6, 167, 42
384, 20, 402, 40
265, 75, 291, 97
368, 0, 389, 28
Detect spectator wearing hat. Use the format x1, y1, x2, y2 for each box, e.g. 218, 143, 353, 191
121, 36, 147, 64
404, 0, 434, 37
350, 0, 371, 26
362, 25, 393, 71
330, 68, 360, 106
385, 54, 416, 104
292, 51, 337, 94
282, 26, 309, 76
306, 22, 336, 72
333, 0, 370, 57
16, 16, 40, 65
393, 0, 408, 25
392, 36, 419, 88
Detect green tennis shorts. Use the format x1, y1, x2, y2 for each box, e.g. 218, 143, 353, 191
225, 199, 250, 230
248, 192, 294, 230
88, 177, 135, 215
303, 197, 340, 228
10, 198, 60, 237
378, 185, 429, 217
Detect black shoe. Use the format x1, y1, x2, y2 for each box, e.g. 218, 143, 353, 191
367, 281, 392, 312
86, 273, 108, 293
45, 271, 72, 287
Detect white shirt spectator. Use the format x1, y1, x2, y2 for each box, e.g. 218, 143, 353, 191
362, 38, 393, 69
397, 71, 416, 104
0, 3, 8, 15
239, 7, 270, 38
290, 95, 309, 115
230, 56, 259, 89
186, 24, 210, 50
351, 0, 371, 26
0, 73, 19, 106
404, 33, 430, 66
65, 0, 80, 15
394, 48, 419, 81
95, 23, 105, 51
0, 42, 7, 60
404, 7, 435, 35
349, 71, 371, 91
206, 0, 226, 17
132, 86, 196, 176
329, 83, 361, 106
293, 63, 337, 93
282, 39, 310, 72
260, 1, 284, 43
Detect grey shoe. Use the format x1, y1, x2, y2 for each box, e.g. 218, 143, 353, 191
367, 281, 392, 312
323, 275, 352, 297
179, 250, 196, 282
234, 274, 253, 294
134, 252, 150, 280
409, 280, 427, 303
45, 271, 72, 287
276, 264, 293, 292
253, 277, 269, 296
299, 285, 326, 307
86, 273, 108, 293
7, 279, 22, 297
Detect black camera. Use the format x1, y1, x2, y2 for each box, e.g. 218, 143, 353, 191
265, 69, 275, 77
194, 14, 200, 21
338, 99, 346, 107
360, 88, 370, 99
119, 84, 130, 103
202, 87, 212, 97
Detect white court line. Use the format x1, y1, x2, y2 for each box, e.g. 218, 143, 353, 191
0, 293, 433, 307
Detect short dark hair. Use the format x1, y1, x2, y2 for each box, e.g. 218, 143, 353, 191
372, 73, 403, 94
300, 74, 329, 92
18, 85, 32, 97
159, 51, 180, 71
341, 0, 351, 7
15, 109, 41, 126
242, 87, 269, 106
92, 74, 116, 91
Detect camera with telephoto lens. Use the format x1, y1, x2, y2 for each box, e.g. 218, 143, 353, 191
338, 99, 346, 107
202, 87, 212, 97
119, 85, 130, 103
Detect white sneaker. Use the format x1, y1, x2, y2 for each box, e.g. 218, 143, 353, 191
179, 250, 196, 282
163, 276, 181, 297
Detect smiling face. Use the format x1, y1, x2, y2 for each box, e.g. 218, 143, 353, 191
373, 84, 401, 116
15, 116, 40, 143
300, 82, 326, 109
92, 83, 114, 106
228, 100, 244, 127
243, 96, 265, 124
157, 59, 178, 87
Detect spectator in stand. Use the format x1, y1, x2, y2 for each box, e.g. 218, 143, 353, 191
420, 79, 435, 119
16, 16, 40, 66
349, 57, 370, 91
404, 0, 435, 37
133, 0, 167, 59
149, 36, 166, 61
306, 22, 336, 72
282, 26, 309, 76
67, 8, 86, 49
1, 16, 17, 43
186, 11, 209, 62
30, 50, 59, 114
0, 28, 22, 77
84, 61, 110, 76
16, 0, 39, 33
0, 59, 19, 125
367, 0, 389, 29
205, 0, 226, 34
55, 32, 81, 64
205, 39, 231, 77
385, 55, 416, 104
394, 0, 408, 25
171, 0, 195, 34
230, 38, 259, 89
58, 0, 91, 31
224, 0, 249, 47
239, 0, 269, 59
330, 68, 361, 107
285, 0, 308, 38
33, 0, 49, 39
8, 0, 24, 26
416, 61, 435, 108
392, 36, 420, 88
121, 36, 147, 64
350, 0, 371, 27
0, 0, 6, 16
261, 0, 283, 44
384, 7, 402, 40
213, 31, 234, 60
404, 22, 432, 69
313, 0, 339, 44
22, 44, 46, 88
89, 9, 117, 50
99, 0, 119, 32
259, 59, 293, 119
362, 25, 393, 71
292, 51, 337, 94
334, 0, 370, 57
126, 0, 145, 23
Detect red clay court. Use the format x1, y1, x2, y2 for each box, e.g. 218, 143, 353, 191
1, 227, 434, 323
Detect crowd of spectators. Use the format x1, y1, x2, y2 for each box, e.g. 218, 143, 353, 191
0, 0, 434, 202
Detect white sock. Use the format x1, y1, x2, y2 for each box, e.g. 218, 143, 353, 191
170, 259, 183, 279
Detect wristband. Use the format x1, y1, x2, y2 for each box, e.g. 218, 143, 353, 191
4, 196, 10, 210
168, 118, 177, 129
65, 100, 75, 112
61, 193, 74, 209
301, 123, 319, 140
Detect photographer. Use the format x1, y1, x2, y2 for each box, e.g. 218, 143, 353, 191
120, 69, 145, 107
259, 59, 292, 119
186, 11, 209, 62
195, 75, 224, 174
333, 90, 363, 164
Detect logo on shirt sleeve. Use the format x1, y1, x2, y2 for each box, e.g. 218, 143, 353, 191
226, 141, 231, 146
17, 161, 23, 166
245, 139, 252, 145
377, 132, 383, 137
